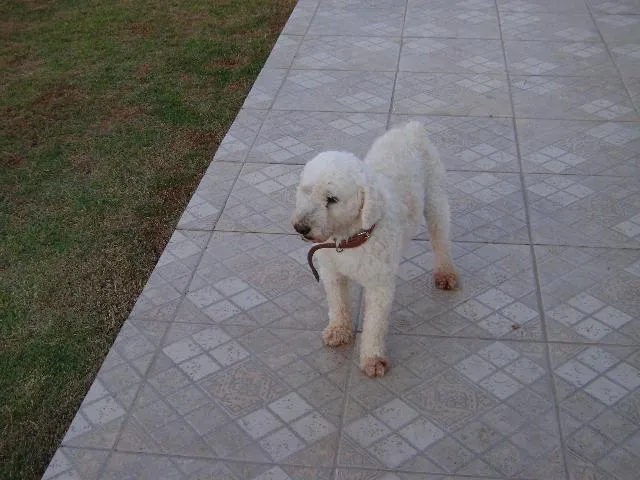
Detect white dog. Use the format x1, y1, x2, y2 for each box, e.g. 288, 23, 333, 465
292, 121, 458, 377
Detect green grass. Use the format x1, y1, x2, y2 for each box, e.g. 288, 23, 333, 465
0, 1, 295, 477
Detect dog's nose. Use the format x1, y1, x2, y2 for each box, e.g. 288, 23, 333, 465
294, 223, 311, 236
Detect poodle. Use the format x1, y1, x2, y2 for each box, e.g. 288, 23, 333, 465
291, 121, 458, 377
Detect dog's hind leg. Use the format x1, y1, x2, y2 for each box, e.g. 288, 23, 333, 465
320, 267, 353, 347
424, 174, 458, 290
360, 284, 394, 377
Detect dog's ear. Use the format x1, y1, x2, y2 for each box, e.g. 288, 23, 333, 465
360, 175, 384, 229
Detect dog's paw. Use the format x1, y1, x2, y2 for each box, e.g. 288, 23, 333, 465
323, 323, 352, 347
361, 356, 389, 377
434, 269, 458, 290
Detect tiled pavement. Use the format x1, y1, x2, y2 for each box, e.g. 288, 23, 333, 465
43, 0, 640, 478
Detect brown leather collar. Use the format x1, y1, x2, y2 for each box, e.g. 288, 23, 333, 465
307, 224, 376, 282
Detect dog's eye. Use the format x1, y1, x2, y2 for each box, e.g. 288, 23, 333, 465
326, 196, 338, 206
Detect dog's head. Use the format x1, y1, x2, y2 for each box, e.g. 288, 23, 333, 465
291, 151, 384, 243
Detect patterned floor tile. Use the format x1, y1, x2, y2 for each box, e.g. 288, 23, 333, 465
212, 109, 268, 163
497, 0, 590, 12
128, 230, 210, 322
105, 454, 333, 480
393, 72, 512, 116
624, 76, 640, 111
338, 336, 564, 479
536, 246, 640, 344
404, 2, 500, 39
242, 69, 288, 110
116, 323, 351, 465
587, 0, 640, 14
511, 75, 637, 121
273, 70, 395, 113
516, 119, 640, 176
264, 35, 304, 69
177, 162, 242, 230
550, 343, 640, 480
595, 14, 640, 44
610, 42, 640, 76
527, 174, 640, 248
505, 41, 618, 77
184, 232, 360, 329
500, 13, 599, 41
282, 0, 319, 36
399, 38, 506, 74
308, 6, 404, 36
413, 171, 526, 241
43, 448, 335, 479
336, 469, 485, 480
294, 36, 400, 71
442, 171, 528, 243
216, 163, 301, 234
60, 320, 168, 449
367, 241, 542, 340
247, 111, 387, 165
325, 0, 407, 6
42, 447, 108, 480
390, 115, 519, 172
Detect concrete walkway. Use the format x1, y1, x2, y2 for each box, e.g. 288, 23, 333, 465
44, 0, 640, 479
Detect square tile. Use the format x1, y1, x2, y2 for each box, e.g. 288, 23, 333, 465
215, 163, 301, 234
411, 170, 526, 240
42, 447, 108, 480
625, 76, 640, 112
393, 72, 512, 116
264, 35, 304, 69
498, 0, 589, 12
103, 452, 334, 479
611, 42, 640, 76
441, 171, 528, 243
212, 109, 269, 162
247, 110, 387, 164
274, 70, 395, 112
383, 241, 541, 339
186, 232, 361, 329
400, 38, 506, 74
550, 344, 640, 480
177, 162, 242, 229
129, 230, 209, 322
595, 14, 640, 43
294, 36, 400, 71
587, 0, 640, 14
391, 115, 519, 172
243, 69, 288, 110
336, 469, 492, 479
527, 175, 640, 248
308, 6, 404, 36
117, 324, 350, 465
505, 41, 618, 77
282, 0, 319, 36
404, 2, 501, 39
536, 246, 640, 344
60, 320, 168, 449
339, 336, 563, 478
325, 0, 407, 6
516, 119, 640, 176
500, 13, 599, 41
512, 75, 637, 121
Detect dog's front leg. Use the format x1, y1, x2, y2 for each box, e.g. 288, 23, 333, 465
320, 267, 353, 347
360, 283, 395, 377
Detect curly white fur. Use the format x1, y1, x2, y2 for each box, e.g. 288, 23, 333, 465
292, 122, 458, 377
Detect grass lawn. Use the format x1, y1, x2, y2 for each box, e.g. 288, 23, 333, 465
0, 0, 295, 477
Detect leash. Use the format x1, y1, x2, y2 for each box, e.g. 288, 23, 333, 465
307, 224, 376, 282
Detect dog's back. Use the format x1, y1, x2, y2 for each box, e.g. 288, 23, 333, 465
364, 121, 441, 236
